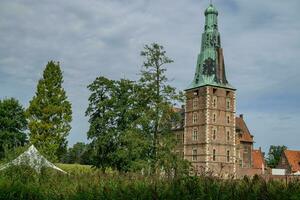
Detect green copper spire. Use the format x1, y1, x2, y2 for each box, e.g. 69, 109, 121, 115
186, 4, 234, 90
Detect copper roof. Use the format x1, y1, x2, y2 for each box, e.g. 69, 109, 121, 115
252, 149, 265, 169
236, 116, 253, 143
284, 150, 300, 172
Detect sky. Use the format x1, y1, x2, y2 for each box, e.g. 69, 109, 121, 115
0, 0, 300, 153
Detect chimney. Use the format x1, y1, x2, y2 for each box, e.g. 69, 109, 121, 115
259, 147, 261, 152
239, 114, 243, 119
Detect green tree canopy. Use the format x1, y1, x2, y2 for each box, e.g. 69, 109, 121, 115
0, 98, 27, 159
139, 43, 184, 174
266, 145, 287, 168
86, 77, 149, 171
62, 142, 92, 165
27, 61, 72, 161
86, 43, 188, 176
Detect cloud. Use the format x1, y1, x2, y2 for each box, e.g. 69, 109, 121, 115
0, 0, 299, 151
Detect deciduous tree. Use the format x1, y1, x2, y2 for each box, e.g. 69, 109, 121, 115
267, 145, 287, 168
0, 98, 27, 159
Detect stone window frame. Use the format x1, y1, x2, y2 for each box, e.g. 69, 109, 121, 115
192, 127, 198, 141
213, 149, 216, 161
212, 127, 217, 140
226, 98, 231, 110
226, 129, 230, 142
212, 96, 218, 108
193, 98, 198, 109
226, 150, 230, 162
226, 114, 230, 124
193, 112, 198, 124
192, 148, 197, 161
212, 112, 217, 123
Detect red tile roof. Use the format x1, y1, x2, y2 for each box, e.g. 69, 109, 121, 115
252, 149, 265, 169
236, 117, 253, 143
284, 150, 300, 172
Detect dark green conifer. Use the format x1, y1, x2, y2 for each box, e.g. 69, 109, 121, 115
27, 61, 72, 161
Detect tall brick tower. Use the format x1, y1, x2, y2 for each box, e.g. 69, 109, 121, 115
184, 4, 236, 177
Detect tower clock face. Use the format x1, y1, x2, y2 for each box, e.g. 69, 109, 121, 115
202, 58, 216, 76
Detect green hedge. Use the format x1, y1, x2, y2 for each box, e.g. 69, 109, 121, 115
0, 166, 300, 200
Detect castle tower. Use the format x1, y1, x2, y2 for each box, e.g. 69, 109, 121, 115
184, 4, 236, 177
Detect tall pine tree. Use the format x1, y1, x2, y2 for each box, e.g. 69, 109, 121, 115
27, 61, 72, 161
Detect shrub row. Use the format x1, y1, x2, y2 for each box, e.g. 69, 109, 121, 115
0, 166, 300, 200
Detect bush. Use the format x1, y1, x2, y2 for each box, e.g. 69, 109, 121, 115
0, 166, 300, 200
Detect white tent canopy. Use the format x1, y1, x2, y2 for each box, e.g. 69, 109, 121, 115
0, 145, 66, 174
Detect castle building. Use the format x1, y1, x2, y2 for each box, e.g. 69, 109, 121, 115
174, 4, 265, 177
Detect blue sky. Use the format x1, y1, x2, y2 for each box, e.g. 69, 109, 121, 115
0, 0, 300, 153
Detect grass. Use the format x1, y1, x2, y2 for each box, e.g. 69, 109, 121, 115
0, 164, 300, 200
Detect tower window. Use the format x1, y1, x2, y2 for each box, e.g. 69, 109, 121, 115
193, 98, 198, 109
226, 98, 231, 110
193, 113, 198, 124
227, 115, 230, 124
212, 128, 217, 140
227, 150, 230, 162
213, 149, 216, 161
213, 96, 217, 108
192, 128, 198, 141
192, 149, 197, 161
213, 113, 217, 123
227, 130, 230, 142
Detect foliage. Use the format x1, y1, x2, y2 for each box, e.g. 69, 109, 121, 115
267, 145, 287, 168
1, 166, 300, 200
0, 98, 27, 159
26, 61, 72, 162
86, 77, 150, 171
138, 43, 184, 175
85, 43, 186, 176
61, 142, 92, 165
